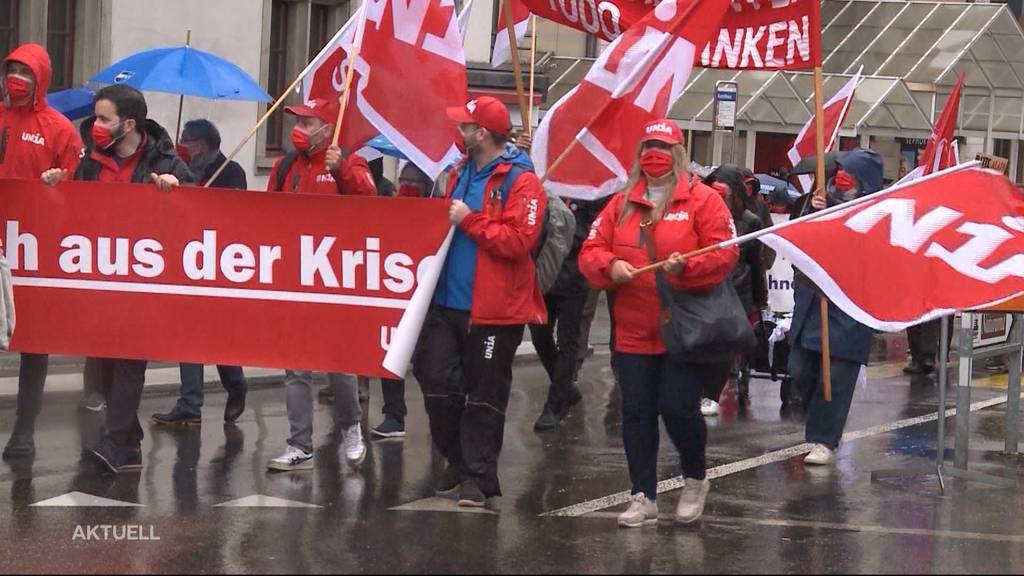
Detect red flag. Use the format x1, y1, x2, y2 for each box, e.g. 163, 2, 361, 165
303, 1, 467, 180
760, 167, 1024, 331
520, 0, 820, 70
919, 74, 965, 176
787, 69, 861, 193
532, 0, 732, 200
492, 0, 531, 67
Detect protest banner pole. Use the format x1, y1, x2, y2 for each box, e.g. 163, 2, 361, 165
333, 3, 368, 146
811, 65, 832, 401
527, 15, 538, 134
503, 0, 531, 130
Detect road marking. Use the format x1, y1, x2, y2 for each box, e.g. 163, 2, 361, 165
214, 494, 322, 508
543, 393, 1016, 518
31, 491, 144, 507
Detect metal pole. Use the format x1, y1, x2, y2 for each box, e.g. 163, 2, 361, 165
936, 315, 951, 492
1005, 313, 1022, 454
955, 312, 974, 470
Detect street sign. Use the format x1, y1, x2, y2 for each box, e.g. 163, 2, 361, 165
713, 81, 738, 132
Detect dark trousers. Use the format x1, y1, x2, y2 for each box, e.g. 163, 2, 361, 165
789, 346, 861, 449
381, 378, 407, 422
529, 290, 587, 411
616, 352, 729, 498
412, 305, 524, 497
907, 319, 951, 365
86, 357, 148, 448
12, 353, 48, 433
176, 364, 247, 416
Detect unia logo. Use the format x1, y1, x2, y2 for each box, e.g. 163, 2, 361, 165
664, 210, 689, 222
527, 198, 539, 226
466, 100, 478, 113
646, 122, 674, 137
21, 132, 45, 146
484, 335, 496, 359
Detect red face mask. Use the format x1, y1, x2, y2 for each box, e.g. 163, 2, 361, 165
91, 121, 124, 150
834, 169, 857, 192
5, 76, 32, 102
175, 144, 192, 164
639, 149, 673, 178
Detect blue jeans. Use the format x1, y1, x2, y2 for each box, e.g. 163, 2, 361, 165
176, 364, 248, 416
789, 346, 861, 449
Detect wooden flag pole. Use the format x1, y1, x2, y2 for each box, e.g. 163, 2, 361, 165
812, 64, 832, 402
333, 7, 367, 146
526, 15, 538, 135
502, 0, 531, 131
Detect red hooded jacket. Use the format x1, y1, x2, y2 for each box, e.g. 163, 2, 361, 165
266, 148, 376, 195
579, 175, 739, 355
0, 44, 82, 179
444, 159, 548, 326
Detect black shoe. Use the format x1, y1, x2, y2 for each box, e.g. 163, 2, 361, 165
151, 407, 201, 427
224, 391, 246, 423
2, 432, 35, 459
566, 385, 583, 408
371, 416, 406, 438
533, 405, 560, 431
89, 439, 142, 473
457, 480, 486, 508
435, 464, 462, 498
903, 361, 933, 375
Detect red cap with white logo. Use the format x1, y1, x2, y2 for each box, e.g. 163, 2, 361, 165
640, 119, 683, 145
446, 96, 512, 135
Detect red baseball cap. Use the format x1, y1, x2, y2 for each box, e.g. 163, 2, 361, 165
640, 119, 683, 145
446, 96, 511, 135
285, 98, 339, 125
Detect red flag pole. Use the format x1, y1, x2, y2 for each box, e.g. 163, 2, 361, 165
502, 0, 531, 131
812, 65, 832, 402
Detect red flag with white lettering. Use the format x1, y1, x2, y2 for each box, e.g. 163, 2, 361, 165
520, 0, 820, 70
532, 0, 732, 200
759, 167, 1024, 331
302, 0, 467, 180
787, 69, 861, 193
492, 0, 531, 67
919, 73, 965, 176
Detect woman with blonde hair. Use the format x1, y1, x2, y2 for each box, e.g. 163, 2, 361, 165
579, 119, 738, 528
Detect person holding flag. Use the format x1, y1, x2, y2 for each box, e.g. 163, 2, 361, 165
579, 120, 738, 528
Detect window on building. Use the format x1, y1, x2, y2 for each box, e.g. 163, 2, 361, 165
266, 0, 291, 152
0, 0, 18, 61
47, 0, 75, 91
309, 2, 330, 62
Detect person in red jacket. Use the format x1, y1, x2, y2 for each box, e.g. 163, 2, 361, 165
265, 97, 375, 195
579, 119, 738, 528
412, 96, 546, 507
1, 43, 83, 460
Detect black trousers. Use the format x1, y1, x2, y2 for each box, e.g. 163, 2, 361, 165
907, 319, 952, 365
528, 290, 588, 411
12, 353, 48, 433
412, 305, 524, 497
381, 378, 407, 421
85, 357, 148, 448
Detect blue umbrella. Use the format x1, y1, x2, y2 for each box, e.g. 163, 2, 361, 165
90, 45, 270, 102
755, 173, 800, 199
46, 86, 96, 121
365, 134, 408, 161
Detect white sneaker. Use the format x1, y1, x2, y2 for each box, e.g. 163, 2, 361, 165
343, 424, 367, 466
700, 398, 720, 417
675, 478, 710, 524
267, 445, 314, 471
617, 493, 659, 528
804, 443, 835, 466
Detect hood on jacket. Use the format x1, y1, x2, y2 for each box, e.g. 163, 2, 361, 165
838, 148, 884, 195
3, 43, 52, 111
499, 142, 534, 171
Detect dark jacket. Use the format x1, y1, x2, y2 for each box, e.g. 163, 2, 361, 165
789, 148, 881, 364
550, 195, 611, 296
199, 151, 247, 190
76, 117, 194, 184
732, 209, 766, 315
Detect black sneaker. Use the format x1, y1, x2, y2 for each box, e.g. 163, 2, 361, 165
151, 407, 201, 427
903, 361, 933, 375
224, 391, 246, 423
457, 480, 486, 508
435, 464, 462, 498
89, 439, 142, 473
2, 432, 35, 459
371, 416, 406, 438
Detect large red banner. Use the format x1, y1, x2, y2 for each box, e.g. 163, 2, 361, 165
760, 167, 1024, 331
0, 180, 451, 377
522, 0, 821, 70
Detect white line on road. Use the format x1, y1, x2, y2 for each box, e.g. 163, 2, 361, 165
542, 393, 1015, 518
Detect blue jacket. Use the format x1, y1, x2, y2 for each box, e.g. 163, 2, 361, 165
789, 147, 882, 364
434, 145, 535, 311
